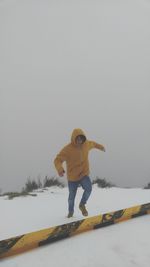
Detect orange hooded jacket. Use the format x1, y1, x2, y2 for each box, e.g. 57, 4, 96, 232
54, 128, 105, 181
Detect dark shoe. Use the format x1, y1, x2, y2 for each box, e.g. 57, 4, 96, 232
67, 212, 73, 218
79, 204, 88, 216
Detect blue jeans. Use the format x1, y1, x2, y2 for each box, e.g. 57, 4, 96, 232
68, 176, 92, 213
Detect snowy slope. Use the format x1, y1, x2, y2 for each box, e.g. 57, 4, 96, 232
0, 186, 150, 267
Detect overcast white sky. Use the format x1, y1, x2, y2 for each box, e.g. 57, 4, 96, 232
0, 0, 150, 192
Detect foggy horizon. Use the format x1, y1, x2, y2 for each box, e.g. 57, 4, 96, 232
0, 0, 150, 192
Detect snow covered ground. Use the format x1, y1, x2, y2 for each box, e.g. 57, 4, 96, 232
0, 186, 150, 267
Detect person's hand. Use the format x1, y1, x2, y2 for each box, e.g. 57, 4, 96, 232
102, 146, 106, 152
58, 170, 65, 177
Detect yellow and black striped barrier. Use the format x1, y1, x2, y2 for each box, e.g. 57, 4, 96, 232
0, 202, 150, 259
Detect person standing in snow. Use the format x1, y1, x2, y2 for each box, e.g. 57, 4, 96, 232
54, 128, 105, 218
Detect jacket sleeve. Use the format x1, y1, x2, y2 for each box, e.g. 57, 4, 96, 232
54, 147, 67, 174
88, 140, 105, 151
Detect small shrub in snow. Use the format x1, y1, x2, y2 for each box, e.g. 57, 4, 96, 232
43, 176, 64, 188
24, 178, 39, 192
92, 177, 115, 188
1, 191, 37, 199
144, 182, 150, 189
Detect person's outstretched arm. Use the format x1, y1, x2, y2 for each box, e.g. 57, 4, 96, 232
88, 141, 106, 152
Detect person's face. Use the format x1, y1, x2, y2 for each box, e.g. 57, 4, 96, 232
76, 135, 84, 146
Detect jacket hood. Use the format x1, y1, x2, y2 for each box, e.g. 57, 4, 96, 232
71, 128, 86, 145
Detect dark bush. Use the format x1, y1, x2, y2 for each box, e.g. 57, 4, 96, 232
92, 177, 115, 188
43, 176, 64, 188
144, 182, 150, 189
24, 178, 39, 192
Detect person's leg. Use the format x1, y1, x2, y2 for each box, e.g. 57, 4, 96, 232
68, 181, 79, 216
80, 176, 92, 205
79, 176, 92, 216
